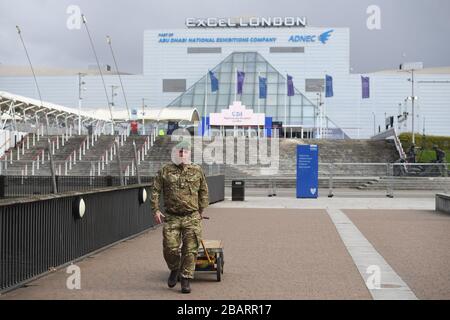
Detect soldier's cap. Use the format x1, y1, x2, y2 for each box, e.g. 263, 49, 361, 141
174, 140, 191, 150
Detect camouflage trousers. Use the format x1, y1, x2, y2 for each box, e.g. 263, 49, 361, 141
162, 212, 202, 279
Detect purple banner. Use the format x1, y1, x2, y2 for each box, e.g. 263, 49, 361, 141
287, 74, 294, 97
237, 71, 245, 95
362, 76, 370, 99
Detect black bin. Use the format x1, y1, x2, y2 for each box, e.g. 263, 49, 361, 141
231, 180, 245, 201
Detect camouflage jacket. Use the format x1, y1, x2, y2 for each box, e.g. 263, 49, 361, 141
151, 163, 209, 215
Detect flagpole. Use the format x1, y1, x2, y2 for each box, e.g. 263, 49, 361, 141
358, 87, 361, 139
234, 68, 237, 102
257, 72, 261, 114
257, 72, 261, 138
284, 74, 287, 138
204, 71, 208, 119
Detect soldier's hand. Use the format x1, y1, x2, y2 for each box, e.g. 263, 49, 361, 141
154, 210, 165, 224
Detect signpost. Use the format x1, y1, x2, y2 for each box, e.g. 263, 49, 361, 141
296, 144, 319, 199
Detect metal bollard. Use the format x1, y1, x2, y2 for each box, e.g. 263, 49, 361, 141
328, 164, 334, 198
386, 163, 394, 198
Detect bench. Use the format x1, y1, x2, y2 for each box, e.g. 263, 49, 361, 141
436, 193, 450, 214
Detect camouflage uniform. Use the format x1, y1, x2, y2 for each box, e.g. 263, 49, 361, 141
151, 163, 209, 279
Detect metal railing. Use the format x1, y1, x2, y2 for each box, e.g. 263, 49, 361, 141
321, 162, 449, 197
0, 184, 155, 293
0, 175, 225, 293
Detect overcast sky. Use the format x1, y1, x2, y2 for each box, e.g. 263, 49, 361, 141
1, 0, 449, 74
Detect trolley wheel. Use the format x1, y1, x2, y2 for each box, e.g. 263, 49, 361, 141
216, 254, 222, 282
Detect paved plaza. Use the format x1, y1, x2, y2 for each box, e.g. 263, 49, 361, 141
1, 191, 449, 300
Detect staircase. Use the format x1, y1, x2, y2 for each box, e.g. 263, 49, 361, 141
69, 135, 116, 176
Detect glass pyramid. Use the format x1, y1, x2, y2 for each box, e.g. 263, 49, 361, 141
167, 52, 320, 127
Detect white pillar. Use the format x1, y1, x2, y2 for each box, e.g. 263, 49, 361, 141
37, 157, 40, 170
56, 136, 59, 150
52, 141, 55, 154
69, 156, 72, 170
86, 136, 90, 150
105, 151, 109, 165
42, 150, 45, 164
33, 133, 35, 146
25, 164, 28, 176
22, 140, 25, 154
98, 161, 101, 176
17, 146, 20, 160
74, 150, 77, 164
65, 161, 68, 175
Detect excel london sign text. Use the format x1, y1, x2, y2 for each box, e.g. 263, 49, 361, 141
186, 17, 307, 28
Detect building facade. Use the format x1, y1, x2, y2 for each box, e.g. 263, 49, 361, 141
1, 24, 449, 138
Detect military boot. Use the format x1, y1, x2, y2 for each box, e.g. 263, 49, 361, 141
168, 270, 179, 288
181, 277, 191, 294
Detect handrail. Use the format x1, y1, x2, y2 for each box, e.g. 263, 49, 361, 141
63, 136, 88, 162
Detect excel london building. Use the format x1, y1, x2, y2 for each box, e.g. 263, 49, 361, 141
1, 16, 449, 138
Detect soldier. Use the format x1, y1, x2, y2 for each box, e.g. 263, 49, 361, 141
151, 140, 209, 294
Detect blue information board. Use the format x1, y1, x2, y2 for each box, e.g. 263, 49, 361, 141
296, 144, 319, 198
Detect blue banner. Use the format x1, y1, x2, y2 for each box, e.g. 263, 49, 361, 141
296, 144, 319, 199
209, 71, 219, 92
259, 76, 267, 99
264, 117, 272, 137
325, 74, 333, 98
198, 116, 210, 136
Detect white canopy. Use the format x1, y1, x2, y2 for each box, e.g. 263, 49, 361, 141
93, 107, 200, 122
0, 90, 112, 123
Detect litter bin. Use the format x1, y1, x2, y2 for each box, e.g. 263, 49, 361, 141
231, 180, 245, 201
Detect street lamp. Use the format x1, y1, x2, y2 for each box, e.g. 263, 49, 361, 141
110, 85, 119, 108
78, 73, 87, 135
142, 98, 150, 135
372, 112, 376, 136
400, 62, 423, 144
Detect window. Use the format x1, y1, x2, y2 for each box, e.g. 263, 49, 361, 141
270, 47, 304, 53
163, 79, 186, 92
305, 79, 325, 92
187, 47, 222, 54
